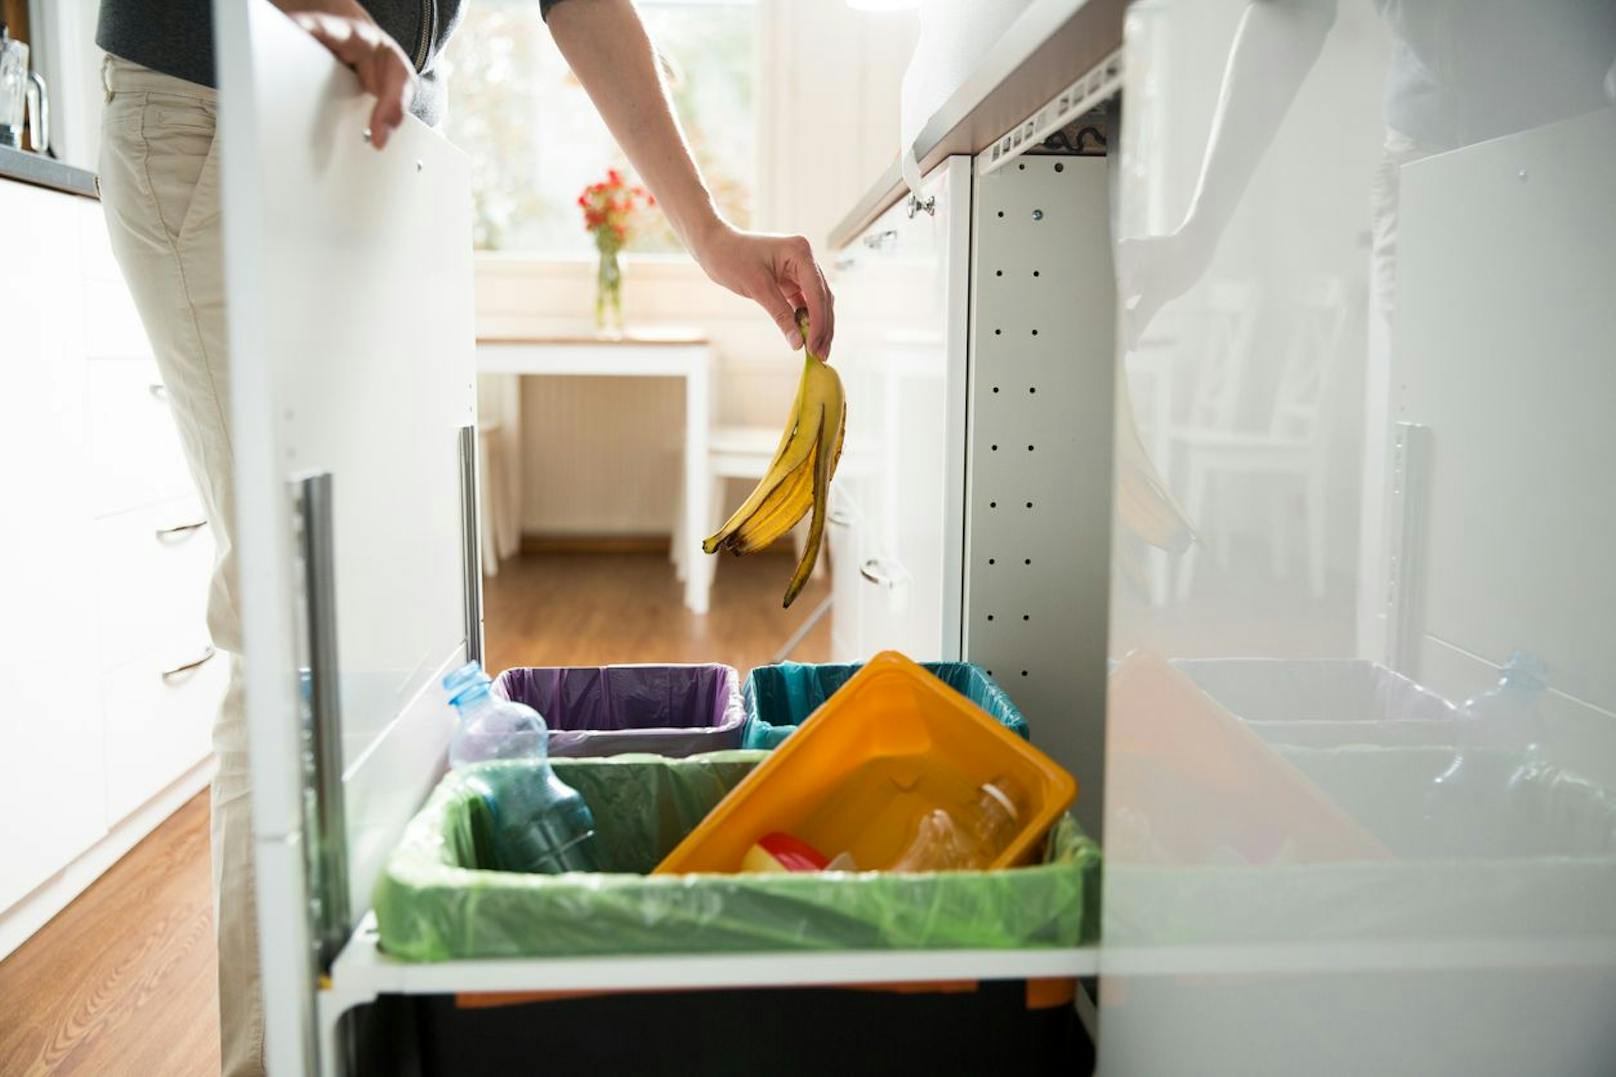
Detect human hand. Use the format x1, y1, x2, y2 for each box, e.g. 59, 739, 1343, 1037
289, 11, 417, 150
691, 224, 836, 357
1115, 226, 1214, 353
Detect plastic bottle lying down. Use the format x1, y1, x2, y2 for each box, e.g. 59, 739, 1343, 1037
443, 662, 601, 874
889, 775, 1029, 873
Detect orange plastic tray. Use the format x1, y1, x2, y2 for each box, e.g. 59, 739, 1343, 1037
654, 651, 1077, 875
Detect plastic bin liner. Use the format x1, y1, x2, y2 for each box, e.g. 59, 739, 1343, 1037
492, 664, 745, 757
374, 752, 1099, 962
742, 661, 1029, 750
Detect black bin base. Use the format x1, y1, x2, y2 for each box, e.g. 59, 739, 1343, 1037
358, 980, 1092, 1076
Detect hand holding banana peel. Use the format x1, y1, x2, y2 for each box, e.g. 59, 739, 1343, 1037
703, 310, 847, 608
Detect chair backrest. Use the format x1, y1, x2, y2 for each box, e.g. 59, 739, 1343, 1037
1185, 279, 1263, 431
1269, 275, 1349, 445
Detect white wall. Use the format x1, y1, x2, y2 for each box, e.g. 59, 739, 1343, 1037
29, 0, 103, 170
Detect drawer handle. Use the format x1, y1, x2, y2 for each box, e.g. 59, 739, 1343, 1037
828, 508, 855, 528
859, 558, 909, 589
148, 383, 170, 402
161, 645, 217, 681
156, 519, 208, 541
863, 229, 898, 251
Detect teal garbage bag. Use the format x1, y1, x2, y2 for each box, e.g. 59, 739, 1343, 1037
742, 662, 1030, 750
374, 752, 1099, 962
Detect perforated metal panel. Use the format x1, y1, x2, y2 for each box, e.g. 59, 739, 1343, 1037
963, 155, 1115, 837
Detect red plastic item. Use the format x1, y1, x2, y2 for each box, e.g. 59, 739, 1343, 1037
742, 832, 830, 873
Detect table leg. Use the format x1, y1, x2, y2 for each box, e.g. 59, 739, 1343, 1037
683, 353, 713, 614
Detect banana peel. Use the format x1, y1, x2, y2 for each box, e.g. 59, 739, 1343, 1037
703, 310, 846, 608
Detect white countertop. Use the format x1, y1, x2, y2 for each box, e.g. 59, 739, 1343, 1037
0, 144, 97, 199
827, 0, 1124, 251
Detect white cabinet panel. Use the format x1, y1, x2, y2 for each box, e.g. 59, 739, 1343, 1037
102, 643, 226, 822
79, 201, 152, 359
1101, 4, 1616, 1074
0, 179, 105, 910
829, 157, 971, 661
87, 357, 195, 516
82, 276, 153, 360
93, 497, 215, 671
827, 503, 864, 662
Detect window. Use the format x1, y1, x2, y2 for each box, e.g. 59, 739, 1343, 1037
439, 0, 757, 254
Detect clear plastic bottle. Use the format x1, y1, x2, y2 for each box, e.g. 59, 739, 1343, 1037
1425, 651, 1548, 856
1466, 651, 1548, 762
445, 662, 546, 768
889, 775, 1028, 872
443, 662, 600, 874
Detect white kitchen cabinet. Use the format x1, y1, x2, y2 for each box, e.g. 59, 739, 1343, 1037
0, 176, 106, 915
92, 496, 214, 669
101, 638, 226, 822
88, 357, 196, 517
0, 180, 221, 959
829, 156, 971, 662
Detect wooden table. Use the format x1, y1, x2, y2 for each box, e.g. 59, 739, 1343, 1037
476, 330, 716, 614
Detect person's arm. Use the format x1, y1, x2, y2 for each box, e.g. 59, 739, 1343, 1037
548, 0, 835, 356
272, 1, 418, 151
1118, 0, 1334, 348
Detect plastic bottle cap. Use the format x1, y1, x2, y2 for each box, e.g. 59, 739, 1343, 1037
980, 781, 1019, 820
443, 661, 494, 708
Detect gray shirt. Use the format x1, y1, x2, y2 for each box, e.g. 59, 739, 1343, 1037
96, 0, 566, 127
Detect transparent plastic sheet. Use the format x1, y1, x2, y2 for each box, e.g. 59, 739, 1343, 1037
373, 752, 1099, 961
1174, 658, 1460, 749
742, 662, 1030, 750
1107, 746, 1616, 948
1276, 746, 1616, 860
491, 664, 746, 757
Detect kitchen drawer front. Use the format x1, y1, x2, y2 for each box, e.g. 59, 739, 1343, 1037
79, 201, 152, 360
102, 641, 226, 823
89, 358, 195, 517
94, 497, 215, 672
827, 483, 865, 662
83, 276, 154, 360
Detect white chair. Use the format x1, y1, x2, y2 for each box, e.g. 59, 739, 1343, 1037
476, 419, 522, 577
670, 425, 813, 588
1171, 276, 1348, 601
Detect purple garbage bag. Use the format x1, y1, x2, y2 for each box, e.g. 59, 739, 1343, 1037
491, 664, 746, 758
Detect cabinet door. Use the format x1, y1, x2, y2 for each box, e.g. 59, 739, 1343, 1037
826, 483, 864, 662
0, 181, 106, 911
216, 5, 476, 1067
829, 157, 971, 661
101, 641, 226, 822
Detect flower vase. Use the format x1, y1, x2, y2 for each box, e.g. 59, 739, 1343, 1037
595, 247, 624, 336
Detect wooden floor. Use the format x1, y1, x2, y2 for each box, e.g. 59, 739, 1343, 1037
0, 552, 828, 1074
484, 548, 831, 673
0, 794, 220, 1077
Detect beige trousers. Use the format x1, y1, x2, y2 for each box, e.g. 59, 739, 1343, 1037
98, 56, 263, 1077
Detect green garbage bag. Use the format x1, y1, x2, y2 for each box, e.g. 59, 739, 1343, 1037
374, 752, 1099, 962
743, 662, 1030, 750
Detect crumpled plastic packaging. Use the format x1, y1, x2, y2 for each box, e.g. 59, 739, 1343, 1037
492, 664, 746, 757
742, 662, 1030, 750
374, 751, 1099, 962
